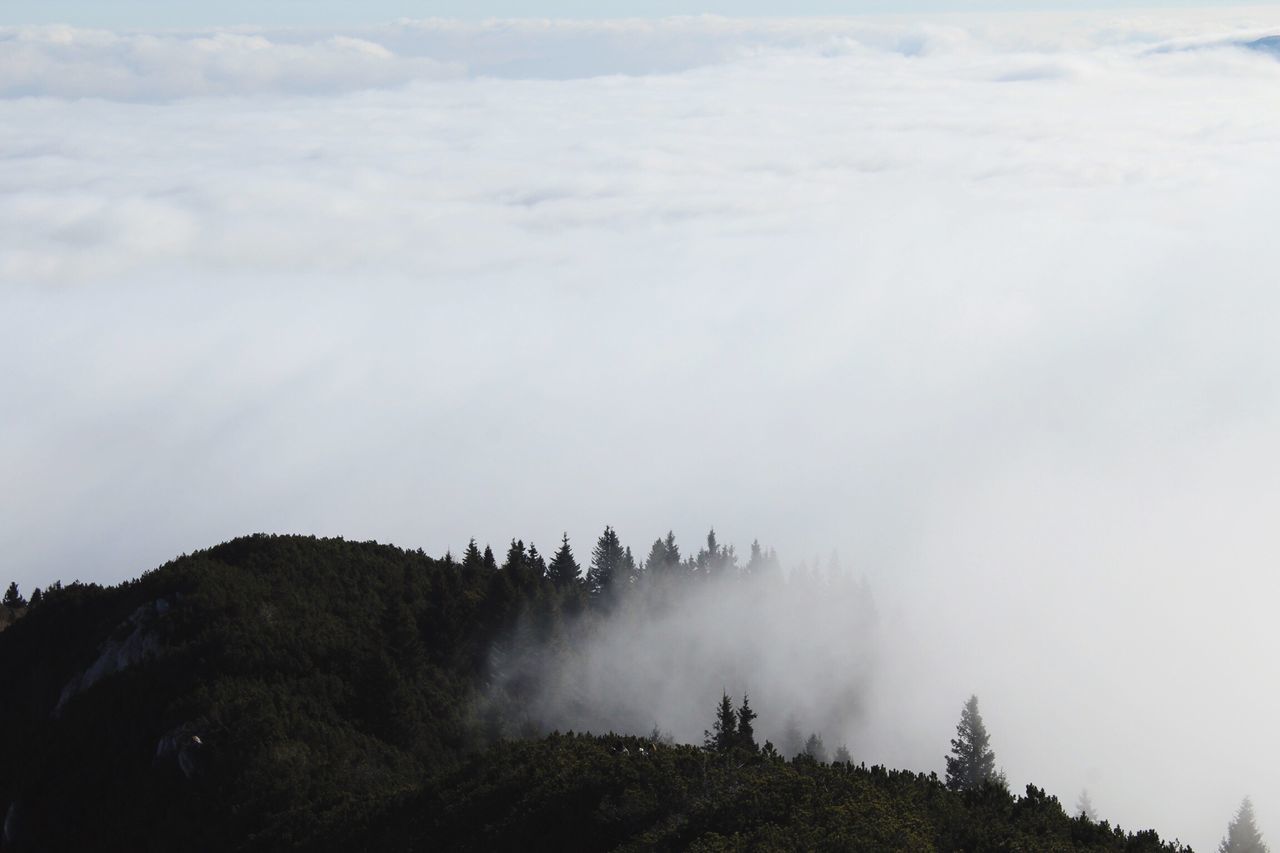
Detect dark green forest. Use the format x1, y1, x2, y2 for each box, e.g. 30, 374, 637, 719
0, 533, 1196, 851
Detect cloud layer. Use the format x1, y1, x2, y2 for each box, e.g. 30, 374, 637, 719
4, 9, 1280, 851
3, 11, 1280, 98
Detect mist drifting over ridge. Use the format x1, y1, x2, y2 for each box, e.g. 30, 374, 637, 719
4, 6, 1280, 850
484, 538, 878, 753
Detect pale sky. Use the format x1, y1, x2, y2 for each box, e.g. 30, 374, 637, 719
2, 0, 1261, 27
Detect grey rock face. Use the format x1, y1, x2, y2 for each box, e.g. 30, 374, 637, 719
54, 598, 171, 717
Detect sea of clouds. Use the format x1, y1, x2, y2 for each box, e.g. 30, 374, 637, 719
4, 9, 1280, 849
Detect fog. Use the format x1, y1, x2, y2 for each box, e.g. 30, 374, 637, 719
4, 9, 1280, 849
485, 549, 878, 757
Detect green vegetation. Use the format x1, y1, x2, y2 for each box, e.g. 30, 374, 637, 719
363, 732, 1187, 853
0, 533, 1195, 851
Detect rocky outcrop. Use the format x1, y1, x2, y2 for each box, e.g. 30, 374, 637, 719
3, 799, 27, 849
54, 598, 172, 717
154, 728, 208, 781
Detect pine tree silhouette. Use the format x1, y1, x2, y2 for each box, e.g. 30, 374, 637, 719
803, 733, 828, 763
1220, 797, 1269, 853
3, 582, 25, 609
704, 692, 737, 752
1077, 789, 1098, 821
525, 543, 546, 580
461, 539, 484, 574
736, 694, 758, 752
945, 694, 999, 791
546, 533, 581, 587
586, 526, 624, 596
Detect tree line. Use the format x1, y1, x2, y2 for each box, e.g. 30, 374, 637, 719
444, 525, 788, 597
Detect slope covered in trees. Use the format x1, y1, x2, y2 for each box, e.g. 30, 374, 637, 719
0, 535, 519, 851
355, 727, 1189, 853
0, 533, 1192, 851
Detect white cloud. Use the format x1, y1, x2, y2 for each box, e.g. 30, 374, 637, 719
3, 9, 1280, 850
0, 25, 460, 99
3, 11, 1279, 99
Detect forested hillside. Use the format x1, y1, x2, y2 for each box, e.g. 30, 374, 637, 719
0, 534, 1191, 851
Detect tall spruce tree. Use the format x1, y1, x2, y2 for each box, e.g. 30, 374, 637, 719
501, 539, 526, 574
695, 528, 735, 580
945, 694, 1000, 791
1077, 789, 1098, 821
525, 543, 546, 581
664, 530, 681, 561
502, 539, 536, 588
736, 694, 758, 752
644, 538, 669, 575
4, 581, 25, 609
804, 733, 828, 764
586, 526, 625, 596
461, 539, 484, 574
644, 531, 683, 578
621, 546, 638, 587
1220, 797, 1269, 853
705, 692, 737, 752
547, 533, 581, 587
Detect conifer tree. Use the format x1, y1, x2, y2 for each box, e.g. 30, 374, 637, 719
664, 530, 681, 564
29, 587, 43, 606
3, 581, 25, 609
547, 533, 581, 587
482, 545, 497, 573
502, 539, 527, 574
705, 692, 737, 752
587, 526, 625, 596
461, 539, 484, 574
945, 694, 999, 791
1077, 789, 1098, 821
834, 744, 852, 764
695, 528, 735, 579
736, 694, 758, 752
644, 532, 683, 578
804, 732, 828, 763
644, 538, 669, 575
621, 546, 638, 588
1220, 797, 1269, 853
502, 539, 536, 589
526, 544, 546, 580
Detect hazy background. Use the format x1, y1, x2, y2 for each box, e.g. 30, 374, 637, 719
4, 7, 1280, 849
6, 0, 1276, 28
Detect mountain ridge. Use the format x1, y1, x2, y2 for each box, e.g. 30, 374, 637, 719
0, 533, 1192, 852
